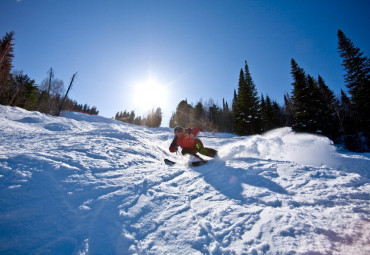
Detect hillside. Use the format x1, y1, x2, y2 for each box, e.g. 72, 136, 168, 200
0, 105, 369, 254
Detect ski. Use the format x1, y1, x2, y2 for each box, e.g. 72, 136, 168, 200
190, 160, 208, 167
164, 158, 208, 167
164, 159, 176, 166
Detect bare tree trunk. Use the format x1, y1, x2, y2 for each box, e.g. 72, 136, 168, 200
9, 85, 21, 106
47, 67, 53, 96
57, 72, 77, 116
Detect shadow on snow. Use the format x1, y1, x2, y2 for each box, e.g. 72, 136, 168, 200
193, 158, 288, 205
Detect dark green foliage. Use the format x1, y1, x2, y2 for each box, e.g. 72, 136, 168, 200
191, 101, 206, 130
260, 94, 284, 132
338, 89, 369, 152
208, 102, 221, 130
9, 72, 38, 110
0, 32, 15, 104
234, 61, 261, 135
232, 89, 238, 111
283, 94, 295, 127
290, 60, 335, 136
306, 75, 323, 133
337, 29, 370, 151
290, 59, 311, 132
290, 59, 342, 139
317, 76, 342, 140
339, 90, 354, 134
278, 34, 369, 151
220, 98, 233, 132
170, 99, 193, 128
234, 69, 247, 135
271, 101, 284, 128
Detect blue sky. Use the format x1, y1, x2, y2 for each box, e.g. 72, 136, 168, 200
1, 0, 369, 126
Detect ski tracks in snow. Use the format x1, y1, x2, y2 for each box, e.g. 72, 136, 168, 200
1, 107, 370, 254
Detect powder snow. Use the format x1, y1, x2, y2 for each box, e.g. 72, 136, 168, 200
0, 105, 369, 254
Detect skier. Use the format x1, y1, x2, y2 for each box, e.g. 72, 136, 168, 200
169, 126, 217, 161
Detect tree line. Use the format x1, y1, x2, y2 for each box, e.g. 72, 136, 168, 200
0, 32, 99, 116
283, 30, 369, 152
169, 98, 233, 132
169, 30, 369, 152
115, 107, 162, 128
2, 30, 368, 151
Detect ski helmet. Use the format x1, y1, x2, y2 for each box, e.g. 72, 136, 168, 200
174, 126, 184, 133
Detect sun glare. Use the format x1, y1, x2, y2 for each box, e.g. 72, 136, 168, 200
132, 79, 168, 113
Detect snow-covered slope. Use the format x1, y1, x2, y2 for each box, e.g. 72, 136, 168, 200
1, 105, 369, 254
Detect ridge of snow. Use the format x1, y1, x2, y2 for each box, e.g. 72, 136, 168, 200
1, 105, 369, 254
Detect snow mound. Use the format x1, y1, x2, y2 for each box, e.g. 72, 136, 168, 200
219, 127, 339, 168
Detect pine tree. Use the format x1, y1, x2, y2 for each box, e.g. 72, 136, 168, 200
264, 95, 274, 131
172, 99, 193, 128
283, 94, 295, 127
291, 61, 334, 135
144, 108, 162, 127
260, 94, 284, 132
317, 75, 342, 139
234, 69, 247, 135
260, 94, 266, 132
271, 101, 284, 129
0, 32, 15, 104
208, 102, 220, 131
339, 90, 368, 151
290, 59, 310, 132
154, 107, 162, 127
340, 90, 355, 134
9, 72, 38, 110
129, 111, 135, 124
191, 101, 206, 130
115, 110, 135, 124
232, 89, 238, 111
243, 61, 261, 133
337, 29, 370, 135
220, 98, 233, 132
305, 75, 322, 134
234, 61, 260, 135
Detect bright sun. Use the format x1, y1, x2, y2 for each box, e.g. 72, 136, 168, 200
132, 79, 168, 113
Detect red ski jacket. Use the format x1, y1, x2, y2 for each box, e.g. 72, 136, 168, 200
169, 128, 200, 152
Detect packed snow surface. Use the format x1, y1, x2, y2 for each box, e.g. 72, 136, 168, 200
1, 105, 369, 254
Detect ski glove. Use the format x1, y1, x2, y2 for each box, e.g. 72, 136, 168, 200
169, 145, 178, 153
